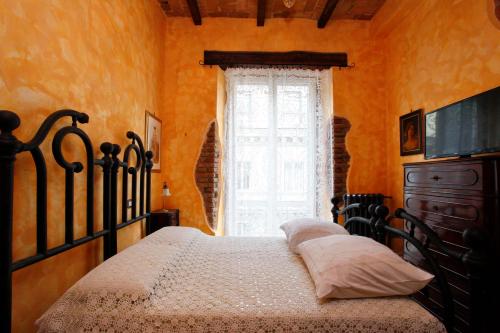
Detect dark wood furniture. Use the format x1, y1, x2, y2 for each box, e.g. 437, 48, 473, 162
403, 157, 500, 333
150, 209, 179, 234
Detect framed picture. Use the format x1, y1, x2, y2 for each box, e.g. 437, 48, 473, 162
400, 109, 423, 156
145, 111, 162, 172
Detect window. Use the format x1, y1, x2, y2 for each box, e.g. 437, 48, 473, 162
223, 68, 333, 236
236, 161, 251, 190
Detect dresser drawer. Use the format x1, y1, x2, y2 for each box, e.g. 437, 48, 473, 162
404, 193, 484, 233
404, 232, 468, 277
404, 162, 483, 192
404, 241, 471, 333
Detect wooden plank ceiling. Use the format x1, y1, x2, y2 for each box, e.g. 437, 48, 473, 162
158, 0, 386, 28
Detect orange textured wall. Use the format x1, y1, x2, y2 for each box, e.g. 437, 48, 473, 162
0, 0, 165, 331
161, 18, 388, 232
4, 0, 497, 330
373, 0, 500, 213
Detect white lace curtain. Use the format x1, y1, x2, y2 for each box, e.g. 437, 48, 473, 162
223, 68, 333, 236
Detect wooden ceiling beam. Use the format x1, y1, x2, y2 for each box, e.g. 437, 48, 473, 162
203, 51, 348, 69
317, 0, 340, 28
257, 0, 266, 26
186, 0, 201, 25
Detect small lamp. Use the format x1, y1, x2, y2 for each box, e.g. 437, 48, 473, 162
162, 182, 171, 209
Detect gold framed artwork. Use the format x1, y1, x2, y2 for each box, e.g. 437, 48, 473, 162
400, 109, 423, 156
145, 111, 162, 172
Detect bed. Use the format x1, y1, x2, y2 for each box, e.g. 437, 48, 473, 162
37, 227, 444, 332
0, 110, 492, 333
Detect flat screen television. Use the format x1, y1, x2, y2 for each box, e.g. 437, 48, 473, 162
425, 86, 500, 159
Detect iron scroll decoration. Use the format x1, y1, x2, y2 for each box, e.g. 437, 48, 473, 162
0, 109, 492, 333
331, 198, 491, 333
0, 109, 154, 332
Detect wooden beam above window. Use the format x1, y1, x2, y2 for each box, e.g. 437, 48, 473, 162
318, 0, 340, 28
186, 0, 201, 25
203, 51, 348, 69
257, 0, 266, 27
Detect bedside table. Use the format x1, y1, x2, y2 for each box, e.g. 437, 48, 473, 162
149, 209, 179, 234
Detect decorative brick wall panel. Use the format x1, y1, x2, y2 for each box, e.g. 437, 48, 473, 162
195, 121, 220, 231
332, 116, 351, 202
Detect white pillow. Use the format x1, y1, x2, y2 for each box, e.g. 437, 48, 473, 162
280, 218, 349, 253
297, 235, 434, 299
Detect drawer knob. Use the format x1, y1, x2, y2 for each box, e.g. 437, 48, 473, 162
431, 175, 442, 181
432, 205, 439, 211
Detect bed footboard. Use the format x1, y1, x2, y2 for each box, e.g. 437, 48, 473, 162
335, 201, 492, 333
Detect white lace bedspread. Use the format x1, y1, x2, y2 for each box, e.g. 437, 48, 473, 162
37, 227, 446, 333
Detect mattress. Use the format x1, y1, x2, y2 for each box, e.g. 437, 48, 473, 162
37, 227, 446, 333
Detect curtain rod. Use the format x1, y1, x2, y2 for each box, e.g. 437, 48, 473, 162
198, 61, 355, 70
200, 51, 354, 70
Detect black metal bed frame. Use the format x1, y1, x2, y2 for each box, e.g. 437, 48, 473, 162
340, 193, 386, 237
0, 108, 493, 333
0, 109, 153, 332
331, 198, 492, 333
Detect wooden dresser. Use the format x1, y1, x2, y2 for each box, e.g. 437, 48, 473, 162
403, 157, 500, 333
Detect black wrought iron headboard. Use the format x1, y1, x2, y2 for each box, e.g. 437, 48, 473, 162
0, 109, 153, 332
331, 198, 491, 333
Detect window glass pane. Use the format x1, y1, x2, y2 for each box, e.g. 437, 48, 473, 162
227, 76, 318, 237
235, 84, 269, 129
